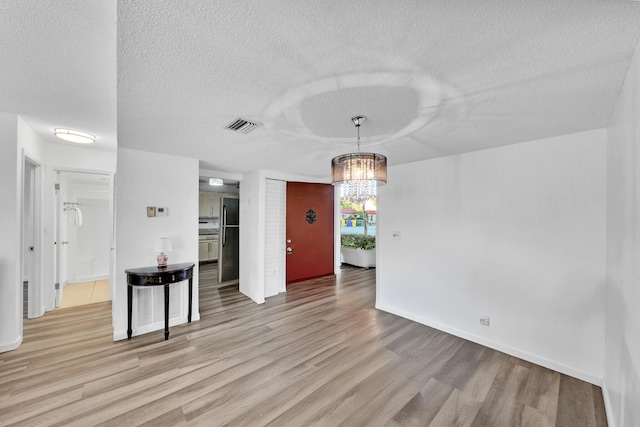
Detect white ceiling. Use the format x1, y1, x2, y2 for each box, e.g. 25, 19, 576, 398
0, 0, 116, 152
3, 1, 640, 180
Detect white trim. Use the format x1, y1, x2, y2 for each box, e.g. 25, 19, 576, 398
376, 301, 602, 386
113, 313, 200, 341
0, 335, 23, 353
199, 168, 244, 182
601, 378, 616, 427
334, 187, 342, 275
74, 274, 110, 283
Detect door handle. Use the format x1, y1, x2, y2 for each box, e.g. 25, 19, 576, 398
286, 247, 292, 255
221, 205, 227, 247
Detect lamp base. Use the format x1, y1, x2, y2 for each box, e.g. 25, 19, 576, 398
157, 252, 168, 269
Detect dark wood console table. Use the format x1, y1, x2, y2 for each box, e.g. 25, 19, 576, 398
125, 262, 195, 340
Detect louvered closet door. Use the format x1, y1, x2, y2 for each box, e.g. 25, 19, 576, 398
265, 179, 286, 297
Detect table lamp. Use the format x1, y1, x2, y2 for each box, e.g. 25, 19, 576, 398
154, 237, 173, 269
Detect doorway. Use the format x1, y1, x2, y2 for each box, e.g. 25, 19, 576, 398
285, 182, 334, 284
55, 171, 112, 309
198, 176, 240, 285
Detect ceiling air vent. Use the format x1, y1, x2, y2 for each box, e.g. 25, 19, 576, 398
224, 117, 262, 134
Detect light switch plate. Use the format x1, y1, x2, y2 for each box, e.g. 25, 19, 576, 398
147, 206, 156, 217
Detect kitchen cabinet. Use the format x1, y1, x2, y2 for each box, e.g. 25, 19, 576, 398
198, 235, 219, 262
198, 241, 210, 261
210, 236, 219, 260
199, 192, 219, 218
199, 192, 239, 218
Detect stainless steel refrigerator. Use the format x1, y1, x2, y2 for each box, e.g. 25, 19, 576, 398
218, 197, 239, 282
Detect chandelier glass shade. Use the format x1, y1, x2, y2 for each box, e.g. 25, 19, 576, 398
341, 179, 377, 204
331, 116, 387, 203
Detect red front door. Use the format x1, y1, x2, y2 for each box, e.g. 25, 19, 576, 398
286, 182, 334, 284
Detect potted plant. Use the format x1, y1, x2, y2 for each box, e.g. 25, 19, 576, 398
340, 234, 376, 268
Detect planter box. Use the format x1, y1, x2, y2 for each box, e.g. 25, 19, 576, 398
340, 246, 376, 269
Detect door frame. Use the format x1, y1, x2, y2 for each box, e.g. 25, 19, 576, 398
54, 169, 115, 308
21, 155, 43, 319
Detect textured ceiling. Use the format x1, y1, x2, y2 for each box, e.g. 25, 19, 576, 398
3, 1, 640, 180
0, 0, 116, 151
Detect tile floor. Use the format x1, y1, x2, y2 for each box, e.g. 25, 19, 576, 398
58, 279, 110, 308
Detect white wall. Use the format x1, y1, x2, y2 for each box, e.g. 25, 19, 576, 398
239, 170, 265, 304
44, 143, 116, 172
377, 129, 607, 384
0, 113, 21, 352
75, 198, 110, 281
605, 39, 640, 427
114, 148, 199, 340
62, 180, 111, 282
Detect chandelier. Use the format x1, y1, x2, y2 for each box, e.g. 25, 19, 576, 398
331, 116, 387, 203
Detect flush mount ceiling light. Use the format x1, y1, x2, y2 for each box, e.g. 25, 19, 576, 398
331, 116, 387, 203
208, 178, 224, 186
54, 128, 95, 144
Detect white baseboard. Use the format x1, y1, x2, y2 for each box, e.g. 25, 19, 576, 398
376, 302, 602, 386
0, 335, 23, 353
113, 312, 201, 341
74, 274, 109, 283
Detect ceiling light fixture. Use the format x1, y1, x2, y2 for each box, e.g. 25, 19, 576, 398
208, 178, 224, 186
54, 128, 95, 144
331, 116, 387, 203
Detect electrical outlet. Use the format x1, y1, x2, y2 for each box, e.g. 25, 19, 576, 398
480, 316, 490, 327
156, 207, 168, 216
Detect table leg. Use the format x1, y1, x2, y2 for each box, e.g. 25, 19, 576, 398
127, 284, 132, 339
164, 284, 170, 340
188, 277, 193, 323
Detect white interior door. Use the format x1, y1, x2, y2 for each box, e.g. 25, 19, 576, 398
56, 173, 68, 306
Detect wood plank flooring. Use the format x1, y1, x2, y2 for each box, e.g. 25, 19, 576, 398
0, 266, 607, 426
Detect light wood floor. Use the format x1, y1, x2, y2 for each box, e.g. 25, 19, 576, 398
58, 279, 110, 309
0, 266, 607, 426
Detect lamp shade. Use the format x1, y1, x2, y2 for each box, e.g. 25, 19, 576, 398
154, 237, 173, 253
331, 152, 387, 185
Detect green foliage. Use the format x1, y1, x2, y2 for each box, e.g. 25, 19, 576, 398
341, 234, 376, 250
340, 198, 354, 210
